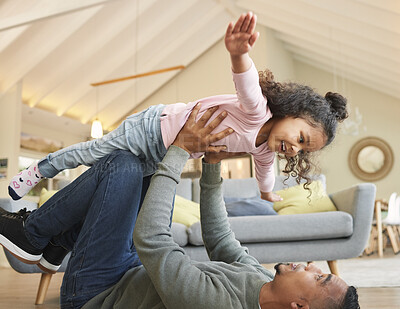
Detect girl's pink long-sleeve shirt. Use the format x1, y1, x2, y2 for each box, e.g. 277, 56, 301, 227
160, 60, 275, 193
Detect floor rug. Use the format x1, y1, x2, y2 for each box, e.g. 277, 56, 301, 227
263, 251, 400, 288
316, 251, 400, 288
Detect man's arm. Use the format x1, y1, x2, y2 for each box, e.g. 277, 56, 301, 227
199, 154, 261, 265
133, 105, 236, 308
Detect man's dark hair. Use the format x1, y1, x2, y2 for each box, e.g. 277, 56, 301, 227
341, 286, 360, 309
313, 286, 360, 309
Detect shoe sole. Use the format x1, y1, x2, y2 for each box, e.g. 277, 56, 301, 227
0, 235, 41, 264
8, 186, 22, 201
37, 257, 59, 274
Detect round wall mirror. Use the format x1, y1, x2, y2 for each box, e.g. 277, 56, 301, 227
348, 137, 394, 181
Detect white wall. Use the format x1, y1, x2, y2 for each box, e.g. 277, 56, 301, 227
0, 82, 22, 199
20, 122, 87, 159
135, 25, 295, 110
294, 60, 400, 199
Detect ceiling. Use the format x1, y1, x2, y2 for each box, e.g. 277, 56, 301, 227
1, 0, 399, 138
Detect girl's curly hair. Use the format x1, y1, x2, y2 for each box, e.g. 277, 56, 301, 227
259, 69, 348, 187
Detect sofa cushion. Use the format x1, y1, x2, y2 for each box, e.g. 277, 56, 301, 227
192, 178, 260, 203
192, 175, 327, 203
187, 211, 353, 246
273, 174, 326, 191
171, 222, 189, 246
224, 197, 277, 216
172, 195, 200, 227
273, 180, 337, 215
176, 178, 193, 201
38, 188, 58, 207
187, 222, 203, 246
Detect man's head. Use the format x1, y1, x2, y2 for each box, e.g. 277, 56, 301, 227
260, 262, 359, 309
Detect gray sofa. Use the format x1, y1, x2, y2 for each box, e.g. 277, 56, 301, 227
173, 174, 376, 275
1, 174, 376, 304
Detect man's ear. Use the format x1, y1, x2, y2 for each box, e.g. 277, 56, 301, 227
290, 301, 310, 309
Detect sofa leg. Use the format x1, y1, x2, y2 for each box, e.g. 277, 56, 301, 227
327, 260, 339, 276
35, 273, 53, 305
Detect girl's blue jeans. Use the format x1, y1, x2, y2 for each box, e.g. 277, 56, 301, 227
24, 150, 154, 308
38, 104, 166, 179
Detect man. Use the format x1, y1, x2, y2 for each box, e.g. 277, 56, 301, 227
0, 105, 359, 308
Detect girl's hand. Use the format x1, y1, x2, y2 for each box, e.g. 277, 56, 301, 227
261, 191, 283, 203
172, 103, 234, 154
225, 12, 259, 57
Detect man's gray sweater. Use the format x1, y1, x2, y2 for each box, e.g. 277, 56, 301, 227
84, 146, 273, 308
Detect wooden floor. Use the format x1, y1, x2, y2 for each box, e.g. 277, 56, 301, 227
0, 266, 399, 308
0, 267, 63, 309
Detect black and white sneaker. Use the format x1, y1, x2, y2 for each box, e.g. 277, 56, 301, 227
38, 242, 69, 274
0, 208, 42, 264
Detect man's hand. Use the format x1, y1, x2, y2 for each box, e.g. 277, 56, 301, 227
172, 103, 234, 155
203, 151, 247, 164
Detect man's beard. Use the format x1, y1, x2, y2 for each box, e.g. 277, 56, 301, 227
274, 263, 290, 275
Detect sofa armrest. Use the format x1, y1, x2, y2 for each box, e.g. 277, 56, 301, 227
329, 183, 376, 217
329, 183, 376, 251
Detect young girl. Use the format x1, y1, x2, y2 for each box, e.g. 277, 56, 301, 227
9, 12, 347, 203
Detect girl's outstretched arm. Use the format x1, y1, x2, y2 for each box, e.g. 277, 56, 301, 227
225, 12, 259, 73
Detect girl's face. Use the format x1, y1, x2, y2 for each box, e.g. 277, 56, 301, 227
267, 117, 326, 157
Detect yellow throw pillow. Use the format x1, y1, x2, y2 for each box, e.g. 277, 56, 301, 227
172, 195, 200, 227
273, 180, 337, 215
38, 188, 58, 207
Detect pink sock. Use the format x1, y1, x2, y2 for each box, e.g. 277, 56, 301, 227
8, 162, 44, 200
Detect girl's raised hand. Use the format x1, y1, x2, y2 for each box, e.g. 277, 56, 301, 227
225, 12, 259, 57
